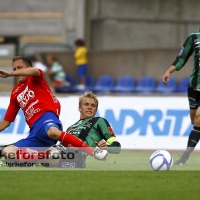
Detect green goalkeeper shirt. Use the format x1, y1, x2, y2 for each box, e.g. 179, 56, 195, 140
172, 29, 200, 89
66, 117, 116, 147
62, 117, 118, 168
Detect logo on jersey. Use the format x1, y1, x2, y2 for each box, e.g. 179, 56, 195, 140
17, 86, 35, 109
44, 119, 54, 124
25, 100, 40, 119
68, 127, 77, 133
82, 122, 93, 130
178, 47, 184, 57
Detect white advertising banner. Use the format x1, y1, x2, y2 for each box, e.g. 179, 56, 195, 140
0, 96, 194, 150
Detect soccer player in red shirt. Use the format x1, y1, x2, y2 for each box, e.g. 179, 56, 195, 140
0, 56, 107, 163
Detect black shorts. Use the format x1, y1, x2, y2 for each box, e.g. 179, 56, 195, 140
188, 87, 200, 109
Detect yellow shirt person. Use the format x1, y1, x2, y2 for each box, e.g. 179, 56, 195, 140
74, 39, 88, 90
74, 46, 88, 66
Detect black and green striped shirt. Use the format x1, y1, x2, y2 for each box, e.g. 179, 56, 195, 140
172, 29, 200, 89
66, 117, 115, 147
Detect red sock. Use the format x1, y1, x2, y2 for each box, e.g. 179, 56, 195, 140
59, 132, 94, 156
16, 148, 50, 162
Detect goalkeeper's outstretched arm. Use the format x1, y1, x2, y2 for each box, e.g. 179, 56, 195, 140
0, 120, 11, 132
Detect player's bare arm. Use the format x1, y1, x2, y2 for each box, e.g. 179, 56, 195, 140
162, 65, 176, 85
0, 68, 40, 78
0, 120, 11, 132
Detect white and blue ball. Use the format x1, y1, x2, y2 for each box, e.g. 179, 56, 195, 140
150, 150, 173, 171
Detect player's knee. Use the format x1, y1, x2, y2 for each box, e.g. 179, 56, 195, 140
194, 112, 200, 125
190, 109, 196, 125
3, 145, 18, 159
47, 126, 61, 140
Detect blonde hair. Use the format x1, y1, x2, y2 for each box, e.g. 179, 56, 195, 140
79, 91, 98, 110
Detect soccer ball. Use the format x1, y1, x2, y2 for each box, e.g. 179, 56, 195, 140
149, 150, 173, 171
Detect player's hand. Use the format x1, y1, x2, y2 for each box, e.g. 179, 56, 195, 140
95, 139, 108, 150
162, 72, 170, 85
162, 65, 176, 85
0, 70, 10, 78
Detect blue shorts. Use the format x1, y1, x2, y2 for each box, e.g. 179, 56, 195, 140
13, 112, 63, 150
77, 64, 88, 78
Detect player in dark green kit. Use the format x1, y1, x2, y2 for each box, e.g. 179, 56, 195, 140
162, 29, 200, 165
56, 91, 121, 168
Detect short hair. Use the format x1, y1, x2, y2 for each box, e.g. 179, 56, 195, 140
12, 56, 32, 67
75, 39, 85, 46
79, 91, 98, 110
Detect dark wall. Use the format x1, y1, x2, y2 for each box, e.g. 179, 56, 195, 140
40, 49, 193, 84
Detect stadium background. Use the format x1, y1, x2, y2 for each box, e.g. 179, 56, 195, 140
0, 0, 199, 150
1, 2, 200, 200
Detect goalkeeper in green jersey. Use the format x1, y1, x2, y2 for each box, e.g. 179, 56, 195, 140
54, 91, 121, 168
162, 29, 200, 165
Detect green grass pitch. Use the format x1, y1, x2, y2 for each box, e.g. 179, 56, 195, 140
0, 151, 200, 200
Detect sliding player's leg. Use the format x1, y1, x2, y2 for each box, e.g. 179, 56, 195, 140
3, 145, 18, 159
2, 138, 52, 167
47, 127, 107, 160
31, 111, 107, 160
3, 111, 107, 164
